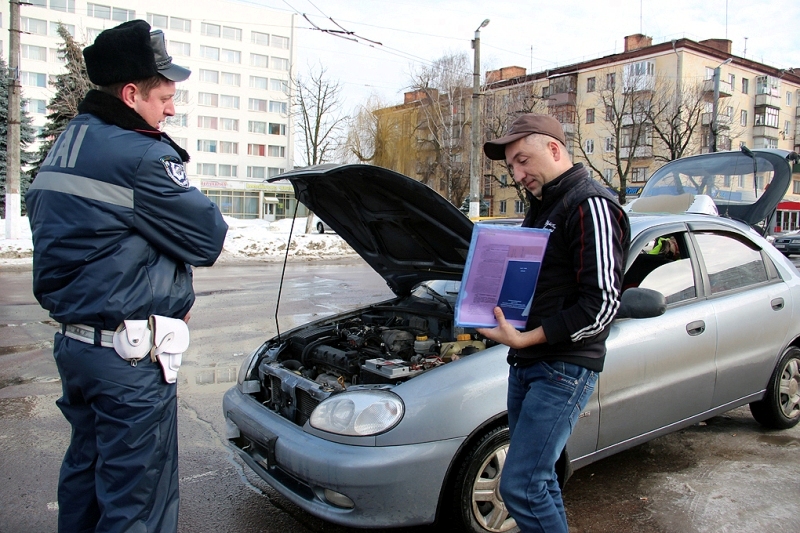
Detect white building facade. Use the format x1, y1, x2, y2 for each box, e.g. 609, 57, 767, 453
1, 0, 300, 219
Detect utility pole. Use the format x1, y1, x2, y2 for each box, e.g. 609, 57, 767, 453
5, 0, 22, 239
469, 18, 489, 220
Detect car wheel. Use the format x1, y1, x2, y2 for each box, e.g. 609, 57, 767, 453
749, 346, 800, 429
316, 222, 325, 234
450, 426, 518, 533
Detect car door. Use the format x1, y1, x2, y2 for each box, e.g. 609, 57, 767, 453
689, 228, 794, 406
597, 228, 717, 449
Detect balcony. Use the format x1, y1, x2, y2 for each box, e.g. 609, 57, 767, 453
702, 78, 732, 97
547, 92, 577, 107
621, 112, 650, 126
701, 112, 732, 129
753, 125, 779, 138
619, 145, 653, 159
560, 122, 575, 135
755, 93, 781, 108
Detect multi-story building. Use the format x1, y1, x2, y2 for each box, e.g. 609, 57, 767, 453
483, 34, 800, 229
1, 0, 300, 219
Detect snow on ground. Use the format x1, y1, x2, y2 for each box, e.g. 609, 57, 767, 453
0, 215, 357, 266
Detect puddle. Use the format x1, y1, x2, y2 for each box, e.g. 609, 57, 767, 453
181, 364, 239, 388
757, 434, 800, 446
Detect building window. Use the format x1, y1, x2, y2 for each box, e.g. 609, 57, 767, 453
728, 73, 735, 91
87, 3, 111, 19
50, 22, 75, 36
220, 95, 239, 109
248, 120, 267, 134
269, 123, 286, 135
146, 12, 167, 28
755, 107, 779, 128
197, 116, 218, 129
793, 180, 800, 195
221, 72, 240, 86
269, 101, 288, 114
514, 200, 524, 214
605, 105, 613, 121
201, 22, 220, 37
197, 139, 217, 153
741, 110, 747, 126
198, 92, 218, 107
30, 0, 45, 7
219, 141, 238, 154
584, 139, 594, 154
23, 99, 47, 114
49, 0, 75, 13
199, 69, 219, 83
170, 17, 190, 32
268, 168, 284, 178
270, 79, 288, 92
268, 145, 286, 158
248, 98, 267, 112
604, 137, 614, 152
200, 46, 220, 61
271, 35, 289, 49
221, 49, 241, 63
86, 28, 102, 41
174, 89, 188, 104
223, 26, 242, 41
20, 71, 46, 87
587, 77, 595, 92
252, 31, 269, 46
788, 92, 793, 106
21, 17, 47, 35
112, 8, 135, 22
218, 164, 237, 177
170, 41, 190, 56
271, 57, 289, 71
173, 137, 187, 149
742, 78, 749, 94
248, 144, 266, 156
250, 53, 268, 68
247, 166, 266, 179
22, 44, 47, 61
586, 108, 595, 124
165, 114, 187, 127
196, 163, 216, 176
250, 76, 268, 90
49, 48, 65, 63
220, 118, 238, 131
499, 200, 507, 214
604, 168, 613, 182
605, 72, 615, 90
785, 120, 791, 137
630, 167, 647, 182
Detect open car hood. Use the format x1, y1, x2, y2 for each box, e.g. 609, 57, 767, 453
634, 148, 798, 228
269, 164, 474, 296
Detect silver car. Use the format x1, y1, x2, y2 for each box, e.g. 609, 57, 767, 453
223, 149, 800, 533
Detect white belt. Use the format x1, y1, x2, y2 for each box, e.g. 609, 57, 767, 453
61, 324, 115, 348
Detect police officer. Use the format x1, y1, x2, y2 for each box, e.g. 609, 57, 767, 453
26, 20, 228, 532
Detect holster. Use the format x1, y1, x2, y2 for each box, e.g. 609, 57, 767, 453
149, 315, 190, 384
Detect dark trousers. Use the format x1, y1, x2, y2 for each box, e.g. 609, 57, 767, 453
53, 334, 179, 533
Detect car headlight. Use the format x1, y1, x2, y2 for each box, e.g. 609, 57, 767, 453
309, 390, 404, 436
237, 347, 261, 393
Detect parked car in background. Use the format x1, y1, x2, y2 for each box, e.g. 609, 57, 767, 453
224, 149, 800, 533
310, 214, 333, 234
772, 230, 800, 256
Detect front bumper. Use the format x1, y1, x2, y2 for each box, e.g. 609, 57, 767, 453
773, 240, 800, 255
222, 386, 464, 528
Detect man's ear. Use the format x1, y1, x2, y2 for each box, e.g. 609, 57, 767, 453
548, 140, 562, 161
119, 83, 139, 109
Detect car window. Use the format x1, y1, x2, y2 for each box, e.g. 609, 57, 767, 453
624, 232, 697, 305
693, 232, 768, 294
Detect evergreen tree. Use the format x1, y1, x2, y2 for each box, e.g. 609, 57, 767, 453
30, 23, 95, 179
0, 55, 36, 217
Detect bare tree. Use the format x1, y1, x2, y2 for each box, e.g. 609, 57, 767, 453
647, 77, 707, 162
574, 66, 655, 204
293, 63, 348, 167
407, 52, 471, 206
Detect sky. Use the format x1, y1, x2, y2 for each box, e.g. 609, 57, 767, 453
234, 0, 800, 114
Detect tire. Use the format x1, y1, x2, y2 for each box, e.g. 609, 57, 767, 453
749, 346, 800, 429
449, 426, 518, 533
316, 222, 325, 234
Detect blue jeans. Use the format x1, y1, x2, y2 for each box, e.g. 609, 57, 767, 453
500, 361, 598, 533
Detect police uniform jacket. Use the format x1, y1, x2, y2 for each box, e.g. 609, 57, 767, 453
27, 90, 228, 330
508, 163, 630, 372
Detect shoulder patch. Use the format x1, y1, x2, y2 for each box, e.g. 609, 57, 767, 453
159, 155, 190, 189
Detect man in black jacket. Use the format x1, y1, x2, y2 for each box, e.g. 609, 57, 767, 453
27, 20, 227, 533
477, 114, 629, 533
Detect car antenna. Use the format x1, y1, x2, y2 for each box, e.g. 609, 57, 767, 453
274, 201, 301, 342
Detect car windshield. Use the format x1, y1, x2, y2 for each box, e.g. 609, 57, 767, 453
642, 151, 776, 207
411, 280, 460, 304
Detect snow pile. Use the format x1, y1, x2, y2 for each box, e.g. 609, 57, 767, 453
0, 216, 357, 265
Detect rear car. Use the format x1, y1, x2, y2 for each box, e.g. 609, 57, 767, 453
224, 149, 800, 533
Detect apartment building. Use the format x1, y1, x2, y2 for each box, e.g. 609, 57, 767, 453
0, 0, 300, 219
483, 35, 800, 228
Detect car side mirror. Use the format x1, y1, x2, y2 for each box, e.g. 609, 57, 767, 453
616, 288, 667, 319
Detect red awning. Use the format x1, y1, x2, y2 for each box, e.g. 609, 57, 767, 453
778, 201, 800, 211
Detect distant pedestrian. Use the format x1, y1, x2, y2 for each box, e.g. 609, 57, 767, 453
478, 114, 629, 532
26, 19, 227, 533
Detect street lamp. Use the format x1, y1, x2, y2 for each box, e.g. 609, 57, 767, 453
469, 18, 490, 220
711, 57, 733, 152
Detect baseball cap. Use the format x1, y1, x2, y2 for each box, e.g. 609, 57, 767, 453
483, 114, 567, 160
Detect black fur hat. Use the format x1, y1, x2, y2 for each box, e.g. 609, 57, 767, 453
83, 20, 190, 86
